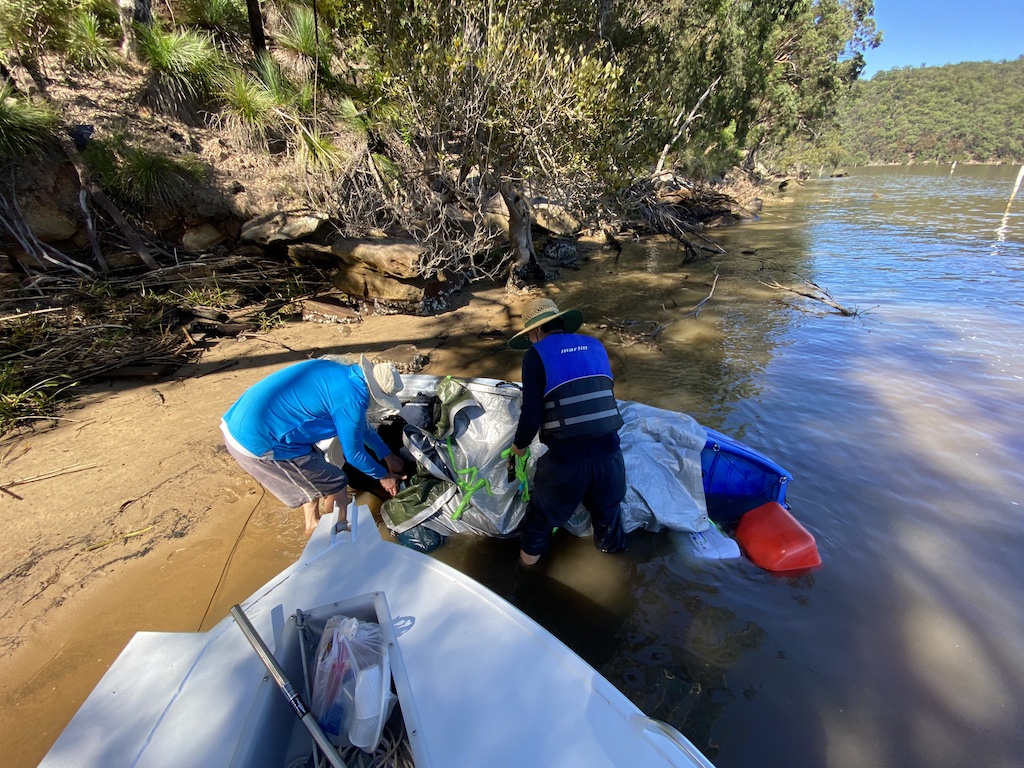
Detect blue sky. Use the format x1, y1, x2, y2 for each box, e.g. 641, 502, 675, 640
861, 0, 1024, 78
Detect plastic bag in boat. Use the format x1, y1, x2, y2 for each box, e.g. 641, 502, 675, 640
310, 616, 396, 751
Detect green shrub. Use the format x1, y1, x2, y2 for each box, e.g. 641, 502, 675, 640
118, 146, 205, 208
216, 66, 280, 149
296, 125, 347, 171
83, 138, 206, 211
274, 4, 335, 82
179, 0, 248, 46
0, 363, 75, 434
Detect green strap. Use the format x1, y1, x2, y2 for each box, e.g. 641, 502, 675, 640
446, 437, 493, 520
500, 446, 531, 502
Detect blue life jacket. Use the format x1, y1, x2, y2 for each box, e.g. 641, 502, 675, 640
533, 333, 623, 440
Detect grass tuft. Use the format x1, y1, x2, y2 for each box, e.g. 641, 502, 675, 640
136, 23, 224, 121
83, 138, 206, 211
65, 9, 118, 70
297, 125, 348, 171
0, 83, 57, 159
274, 4, 334, 82
217, 67, 279, 149
0, 364, 76, 435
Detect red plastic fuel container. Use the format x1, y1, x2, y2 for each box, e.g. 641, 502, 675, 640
735, 502, 821, 572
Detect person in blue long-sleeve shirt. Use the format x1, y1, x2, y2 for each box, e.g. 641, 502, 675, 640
221, 354, 406, 535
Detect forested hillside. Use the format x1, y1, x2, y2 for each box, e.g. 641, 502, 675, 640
839, 57, 1024, 164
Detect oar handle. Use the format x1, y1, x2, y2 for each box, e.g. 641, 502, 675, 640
230, 605, 348, 768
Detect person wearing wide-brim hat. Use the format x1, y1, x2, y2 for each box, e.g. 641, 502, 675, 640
507, 299, 584, 350
508, 298, 627, 566
221, 354, 407, 536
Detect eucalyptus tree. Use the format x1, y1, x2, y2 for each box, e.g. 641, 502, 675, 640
741, 0, 880, 168
118, 0, 153, 59
644, 0, 879, 176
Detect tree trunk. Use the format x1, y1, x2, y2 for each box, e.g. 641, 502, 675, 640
118, 0, 152, 60
245, 0, 267, 58
654, 77, 720, 176
499, 182, 539, 275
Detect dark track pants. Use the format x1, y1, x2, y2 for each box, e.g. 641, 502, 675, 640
519, 449, 627, 557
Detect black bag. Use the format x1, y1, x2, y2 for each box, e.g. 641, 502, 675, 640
395, 524, 446, 553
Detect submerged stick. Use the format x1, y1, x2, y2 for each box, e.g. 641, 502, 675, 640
687, 268, 721, 318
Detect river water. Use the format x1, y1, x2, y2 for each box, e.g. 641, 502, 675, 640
433, 165, 1024, 768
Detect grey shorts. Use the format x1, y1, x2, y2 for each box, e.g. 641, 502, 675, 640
223, 439, 348, 508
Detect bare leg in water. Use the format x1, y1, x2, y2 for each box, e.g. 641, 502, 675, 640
302, 488, 350, 536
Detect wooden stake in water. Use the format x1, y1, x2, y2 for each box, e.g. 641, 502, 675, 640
995, 165, 1024, 242
1007, 165, 1024, 211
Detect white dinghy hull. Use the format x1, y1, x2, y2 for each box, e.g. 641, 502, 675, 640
41, 502, 715, 768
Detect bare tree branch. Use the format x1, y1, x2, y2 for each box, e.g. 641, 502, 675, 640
760, 278, 858, 316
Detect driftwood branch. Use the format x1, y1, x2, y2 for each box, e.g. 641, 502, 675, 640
760, 278, 857, 316
685, 268, 720, 318
0, 183, 94, 276
600, 267, 723, 347
9, 58, 157, 271
599, 317, 669, 348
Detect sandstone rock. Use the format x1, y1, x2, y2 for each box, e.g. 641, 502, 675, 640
332, 263, 464, 313
288, 242, 338, 268
22, 206, 78, 242
531, 200, 580, 235
481, 211, 510, 237
181, 223, 225, 251
240, 211, 329, 244
103, 250, 144, 271
331, 237, 422, 279
302, 298, 360, 324
333, 262, 425, 304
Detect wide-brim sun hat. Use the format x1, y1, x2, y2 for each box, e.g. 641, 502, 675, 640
508, 298, 584, 350
359, 354, 403, 412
